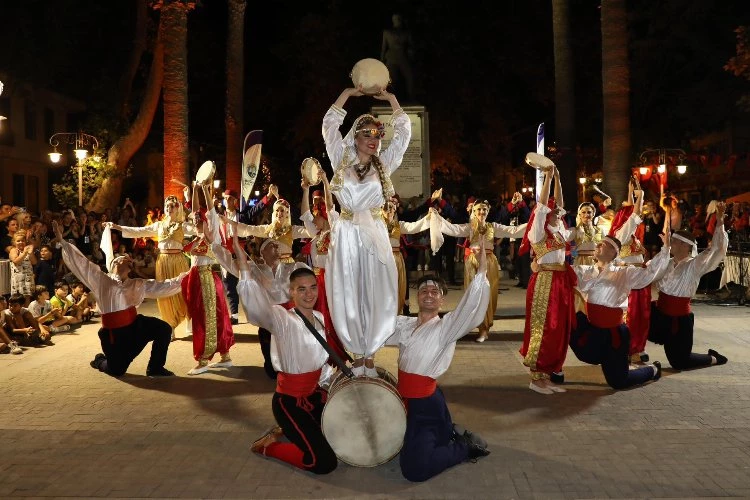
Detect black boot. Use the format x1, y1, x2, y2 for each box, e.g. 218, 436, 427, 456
452, 428, 490, 460
453, 423, 488, 448
652, 361, 662, 381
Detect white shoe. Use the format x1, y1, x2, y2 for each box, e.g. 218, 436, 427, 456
187, 365, 209, 376
208, 360, 233, 368
475, 333, 488, 343
8, 341, 22, 355
528, 382, 554, 395
364, 366, 379, 378
351, 365, 365, 377
417, 265, 423, 271
546, 382, 567, 393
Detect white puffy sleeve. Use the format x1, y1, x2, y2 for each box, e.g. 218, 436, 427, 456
439, 271, 490, 344
492, 222, 528, 239
379, 111, 412, 175
695, 225, 728, 276
322, 106, 347, 170
119, 222, 159, 239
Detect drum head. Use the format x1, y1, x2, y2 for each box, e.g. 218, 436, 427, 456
351, 58, 390, 95
322, 377, 406, 467
300, 157, 322, 185
525, 152, 555, 171
196, 161, 216, 183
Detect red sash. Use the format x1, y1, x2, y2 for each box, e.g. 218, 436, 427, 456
397, 370, 437, 399
586, 303, 624, 329
101, 307, 137, 329
657, 293, 691, 316
276, 369, 322, 397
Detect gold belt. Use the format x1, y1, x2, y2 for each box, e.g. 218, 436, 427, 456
160, 249, 183, 255
279, 254, 294, 264
538, 263, 566, 271
340, 207, 384, 221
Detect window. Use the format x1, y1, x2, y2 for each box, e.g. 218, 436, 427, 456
27, 176, 39, 213
24, 99, 37, 140
44, 107, 55, 142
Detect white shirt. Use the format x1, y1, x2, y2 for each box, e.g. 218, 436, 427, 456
614, 213, 645, 264
657, 226, 728, 298
238, 274, 332, 383
28, 299, 51, 319
385, 271, 490, 378
531, 204, 575, 265
60, 241, 184, 314
119, 221, 195, 251
575, 246, 670, 308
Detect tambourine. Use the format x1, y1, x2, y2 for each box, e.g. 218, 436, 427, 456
196, 160, 216, 185
351, 58, 390, 95
301, 157, 322, 185
524, 153, 555, 172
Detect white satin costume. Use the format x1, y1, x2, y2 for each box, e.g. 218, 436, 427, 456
322, 105, 411, 357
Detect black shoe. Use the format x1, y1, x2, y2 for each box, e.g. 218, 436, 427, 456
146, 367, 176, 378
453, 424, 488, 449
230, 317, 239, 325
708, 349, 728, 365
90, 353, 106, 370
640, 352, 650, 363
550, 371, 565, 385
452, 429, 490, 460
652, 361, 662, 381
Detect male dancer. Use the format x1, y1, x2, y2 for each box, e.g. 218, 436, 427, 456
55, 221, 184, 377
386, 242, 491, 482
571, 234, 669, 389
650, 202, 729, 369
227, 232, 337, 475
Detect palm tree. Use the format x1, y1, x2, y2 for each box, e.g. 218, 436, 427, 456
225, 0, 246, 193
601, 0, 631, 205
160, 0, 194, 200
552, 0, 578, 207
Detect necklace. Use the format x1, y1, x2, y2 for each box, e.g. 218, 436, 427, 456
354, 162, 371, 181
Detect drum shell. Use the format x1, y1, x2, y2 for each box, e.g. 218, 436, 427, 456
322, 367, 406, 467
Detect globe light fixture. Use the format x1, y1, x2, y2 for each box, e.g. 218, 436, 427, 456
578, 177, 586, 185
676, 164, 687, 175
639, 166, 650, 176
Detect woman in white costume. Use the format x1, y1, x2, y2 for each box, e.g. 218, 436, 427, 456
322, 85, 410, 376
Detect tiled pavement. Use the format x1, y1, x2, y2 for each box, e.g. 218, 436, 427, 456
2, 279, 750, 499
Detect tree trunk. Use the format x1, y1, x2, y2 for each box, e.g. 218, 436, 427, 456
601, 0, 631, 206
162, 0, 191, 200
87, 25, 164, 212
225, 0, 246, 194
117, 0, 148, 121
552, 0, 578, 209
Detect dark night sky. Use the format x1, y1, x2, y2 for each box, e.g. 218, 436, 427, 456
1, 0, 749, 199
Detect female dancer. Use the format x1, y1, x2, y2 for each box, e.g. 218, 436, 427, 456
430, 199, 527, 342
181, 183, 234, 375
322, 85, 410, 375
109, 196, 192, 337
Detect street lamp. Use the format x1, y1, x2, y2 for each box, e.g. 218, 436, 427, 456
637, 148, 687, 197
48, 131, 100, 207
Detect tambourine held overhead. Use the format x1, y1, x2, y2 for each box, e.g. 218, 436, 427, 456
196, 161, 216, 185
301, 157, 322, 185
524, 153, 555, 172
351, 58, 390, 95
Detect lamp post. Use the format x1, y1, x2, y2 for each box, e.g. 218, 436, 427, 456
0, 80, 6, 126
48, 131, 100, 207
637, 148, 687, 197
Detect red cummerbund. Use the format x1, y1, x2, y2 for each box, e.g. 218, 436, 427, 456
586, 302, 624, 329
657, 293, 691, 316
398, 370, 437, 399
101, 307, 137, 329
276, 369, 322, 397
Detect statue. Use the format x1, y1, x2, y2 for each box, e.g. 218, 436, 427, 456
381, 14, 415, 101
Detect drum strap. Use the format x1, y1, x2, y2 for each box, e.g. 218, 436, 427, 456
294, 308, 354, 378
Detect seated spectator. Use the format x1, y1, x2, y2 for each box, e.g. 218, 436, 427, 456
67, 281, 93, 322
3, 293, 51, 346
34, 244, 57, 295
50, 281, 82, 325
28, 285, 76, 333
0, 297, 23, 354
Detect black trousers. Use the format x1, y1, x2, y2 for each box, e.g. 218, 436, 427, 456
570, 312, 654, 390
258, 327, 277, 379
649, 305, 711, 369
223, 271, 239, 316
271, 389, 337, 475
515, 251, 531, 287
97, 314, 172, 376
